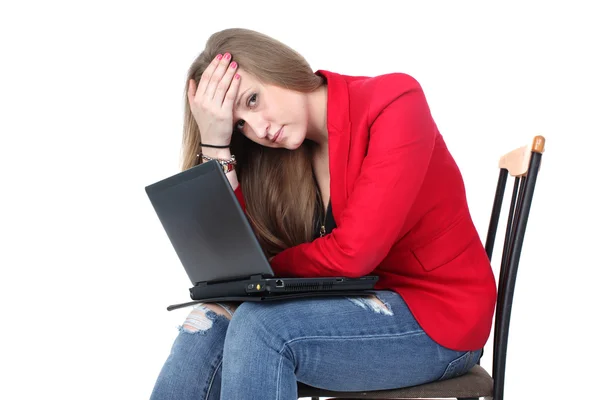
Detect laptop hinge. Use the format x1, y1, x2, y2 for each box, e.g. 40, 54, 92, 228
250, 274, 264, 281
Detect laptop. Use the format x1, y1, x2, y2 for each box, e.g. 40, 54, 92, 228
145, 159, 378, 311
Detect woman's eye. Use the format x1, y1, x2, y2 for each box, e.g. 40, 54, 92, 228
234, 94, 257, 131
247, 93, 257, 107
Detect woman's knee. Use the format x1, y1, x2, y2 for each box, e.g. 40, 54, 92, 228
181, 302, 238, 333
225, 302, 291, 348
223, 303, 274, 358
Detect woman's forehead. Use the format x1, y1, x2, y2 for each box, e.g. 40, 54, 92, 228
237, 68, 260, 87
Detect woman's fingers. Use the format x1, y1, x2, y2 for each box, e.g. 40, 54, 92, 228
197, 54, 222, 97
222, 71, 241, 112
213, 60, 238, 105
188, 52, 238, 121
186, 53, 239, 144
205, 53, 232, 100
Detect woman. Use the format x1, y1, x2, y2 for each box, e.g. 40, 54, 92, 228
150, 28, 497, 400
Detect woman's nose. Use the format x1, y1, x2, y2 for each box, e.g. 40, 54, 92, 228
247, 117, 269, 139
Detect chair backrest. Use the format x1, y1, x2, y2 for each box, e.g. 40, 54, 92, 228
483, 135, 546, 400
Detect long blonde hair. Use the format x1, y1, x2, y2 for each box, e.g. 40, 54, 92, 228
181, 28, 325, 258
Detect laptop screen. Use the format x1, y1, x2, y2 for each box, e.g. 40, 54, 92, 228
145, 160, 274, 285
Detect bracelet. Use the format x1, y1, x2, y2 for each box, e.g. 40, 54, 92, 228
201, 143, 230, 149
197, 153, 237, 174
199, 154, 236, 164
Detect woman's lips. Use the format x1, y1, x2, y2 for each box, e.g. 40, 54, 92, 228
272, 126, 284, 143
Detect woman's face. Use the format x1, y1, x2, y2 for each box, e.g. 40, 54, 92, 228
232, 69, 310, 150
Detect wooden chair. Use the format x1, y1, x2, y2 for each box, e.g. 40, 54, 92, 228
297, 135, 546, 400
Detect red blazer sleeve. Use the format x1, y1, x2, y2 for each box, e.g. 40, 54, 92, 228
234, 185, 246, 211
233, 184, 246, 212
271, 78, 437, 278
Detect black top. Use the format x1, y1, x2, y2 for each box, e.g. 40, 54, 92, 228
313, 200, 337, 239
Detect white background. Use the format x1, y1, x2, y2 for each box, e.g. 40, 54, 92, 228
1, 1, 598, 399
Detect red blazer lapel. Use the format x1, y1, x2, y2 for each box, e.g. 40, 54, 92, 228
316, 70, 351, 221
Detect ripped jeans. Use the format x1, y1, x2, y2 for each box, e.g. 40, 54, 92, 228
149, 290, 481, 400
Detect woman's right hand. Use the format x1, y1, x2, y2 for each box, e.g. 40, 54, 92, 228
187, 53, 241, 146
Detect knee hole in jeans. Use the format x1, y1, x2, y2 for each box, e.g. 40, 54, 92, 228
347, 295, 394, 316
181, 303, 238, 333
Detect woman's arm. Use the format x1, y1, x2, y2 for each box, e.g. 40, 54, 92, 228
270, 80, 437, 278
201, 147, 240, 191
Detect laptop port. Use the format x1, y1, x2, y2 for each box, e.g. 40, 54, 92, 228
275, 279, 284, 288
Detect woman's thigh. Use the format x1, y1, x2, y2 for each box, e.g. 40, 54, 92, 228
225, 291, 480, 391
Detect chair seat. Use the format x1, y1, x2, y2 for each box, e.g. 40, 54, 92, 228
297, 364, 493, 399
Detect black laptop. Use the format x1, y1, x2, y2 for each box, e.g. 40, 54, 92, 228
145, 160, 378, 311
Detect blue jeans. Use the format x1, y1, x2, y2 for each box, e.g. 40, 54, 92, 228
150, 290, 481, 399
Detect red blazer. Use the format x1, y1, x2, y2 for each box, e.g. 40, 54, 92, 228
234, 70, 497, 351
